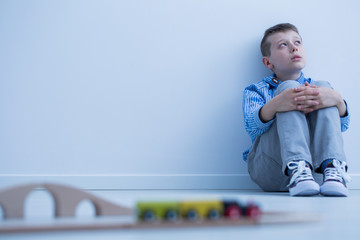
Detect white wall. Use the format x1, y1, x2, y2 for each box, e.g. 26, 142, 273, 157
1, 0, 359, 189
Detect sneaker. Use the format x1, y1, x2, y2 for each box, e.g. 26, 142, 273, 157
320, 159, 351, 197
287, 161, 320, 196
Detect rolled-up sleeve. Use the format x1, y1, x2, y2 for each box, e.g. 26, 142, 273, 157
340, 100, 350, 132
243, 87, 274, 142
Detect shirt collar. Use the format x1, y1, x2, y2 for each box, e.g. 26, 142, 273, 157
263, 72, 311, 89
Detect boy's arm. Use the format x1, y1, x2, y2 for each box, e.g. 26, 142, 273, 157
294, 82, 347, 117
292, 82, 350, 132
243, 83, 326, 139
243, 88, 275, 140
260, 86, 320, 122
243, 84, 319, 141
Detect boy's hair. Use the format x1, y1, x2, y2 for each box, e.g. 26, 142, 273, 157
260, 23, 299, 57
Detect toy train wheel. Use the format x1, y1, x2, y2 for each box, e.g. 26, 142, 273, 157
186, 209, 199, 221
208, 209, 220, 220
225, 205, 242, 220
143, 210, 156, 222
165, 209, 179, 222
246, 204, 261, 219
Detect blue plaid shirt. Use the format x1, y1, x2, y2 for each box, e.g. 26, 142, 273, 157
242, 73, 350, 162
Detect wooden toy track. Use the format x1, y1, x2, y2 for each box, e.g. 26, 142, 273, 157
0, 183, 321, 233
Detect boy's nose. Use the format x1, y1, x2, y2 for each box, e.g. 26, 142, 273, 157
291, 45, 298, 52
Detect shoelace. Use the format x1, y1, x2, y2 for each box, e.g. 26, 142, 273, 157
323, 159, 351, 185
287, 161, 314, 187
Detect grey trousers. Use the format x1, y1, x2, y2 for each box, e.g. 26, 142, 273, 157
247, 80, 346, 192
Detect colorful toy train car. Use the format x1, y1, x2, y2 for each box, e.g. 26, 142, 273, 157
137, 199, 261, 222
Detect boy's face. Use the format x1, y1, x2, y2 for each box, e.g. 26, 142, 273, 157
262, 30, 306, 79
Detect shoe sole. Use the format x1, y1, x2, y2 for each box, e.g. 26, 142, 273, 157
289, 181, 320, 196
320, 181, 348, 197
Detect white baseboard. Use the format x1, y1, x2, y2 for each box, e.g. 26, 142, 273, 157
0, 174, 359, 190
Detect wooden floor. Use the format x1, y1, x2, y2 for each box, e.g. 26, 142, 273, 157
1, 189, 360, 239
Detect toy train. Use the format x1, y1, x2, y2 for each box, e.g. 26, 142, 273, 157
137, 199, 261, 222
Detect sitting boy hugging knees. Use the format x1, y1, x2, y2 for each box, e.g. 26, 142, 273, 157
243, 23, 351, 196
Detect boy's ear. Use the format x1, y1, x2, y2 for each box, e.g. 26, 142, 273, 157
262, 56, 274, 70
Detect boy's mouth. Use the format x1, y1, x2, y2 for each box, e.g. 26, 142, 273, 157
291, 55, 302, 61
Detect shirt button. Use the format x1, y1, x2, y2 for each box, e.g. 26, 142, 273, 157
272, 78, 279, 84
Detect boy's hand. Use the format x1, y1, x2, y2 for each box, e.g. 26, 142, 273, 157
294, 82, 347, 116
292, 82, 320, 113
259, 82, 347, 123
259, 85, 319, 122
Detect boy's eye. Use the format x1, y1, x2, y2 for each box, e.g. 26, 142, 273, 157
295, 40, 302, 45
279, 43, 287, 47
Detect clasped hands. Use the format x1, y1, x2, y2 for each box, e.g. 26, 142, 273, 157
278, 82, 344, 115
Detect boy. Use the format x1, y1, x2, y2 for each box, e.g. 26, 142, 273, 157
243, 23, 351, 196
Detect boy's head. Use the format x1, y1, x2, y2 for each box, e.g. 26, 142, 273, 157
260, 23, 299, 57
260, 23, 306, 80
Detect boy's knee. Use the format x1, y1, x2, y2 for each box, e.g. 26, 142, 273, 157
275, 80, 300, 95
312, 80, 332, 88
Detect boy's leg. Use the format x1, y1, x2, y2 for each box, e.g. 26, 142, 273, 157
247, 80, 314, 192
307, 81, 346, 170
307, 81, 349, 196
275, 81, 313, 172
247, 118, 289, 191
